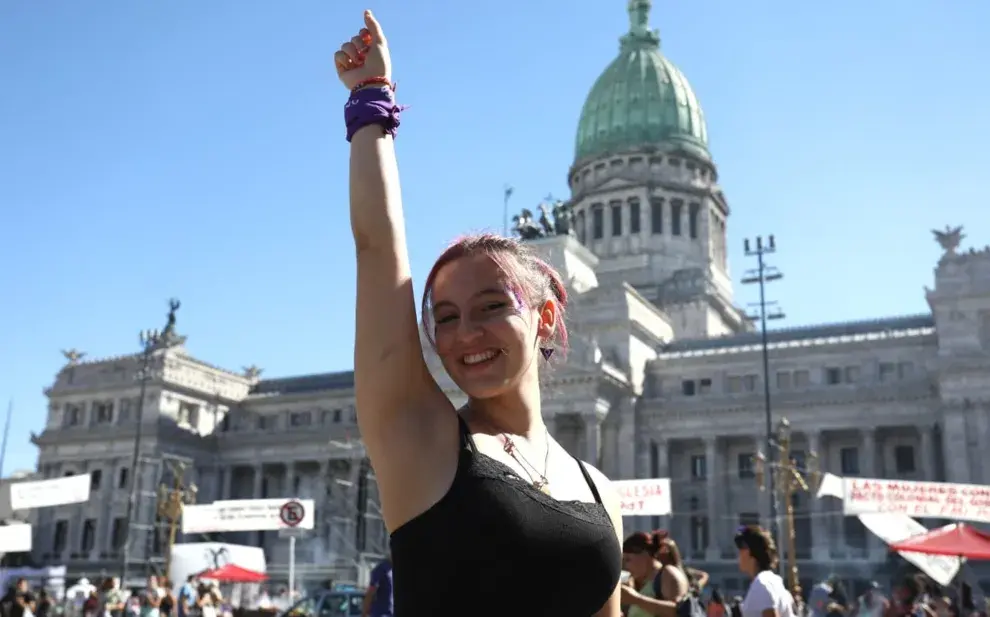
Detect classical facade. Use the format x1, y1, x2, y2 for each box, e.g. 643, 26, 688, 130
30, 347, 386, 584
26, 0, 990, 596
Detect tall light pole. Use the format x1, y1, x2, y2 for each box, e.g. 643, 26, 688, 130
754, 418, 820, 599
121, 299, 183, 586
503, 185, 514, 236
0, 399, 13, 480
742, 237, 785, 551
156, 460, 197, 579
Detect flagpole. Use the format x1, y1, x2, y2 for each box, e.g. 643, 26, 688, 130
0, 399, 13, 480
503, 185, 513, 236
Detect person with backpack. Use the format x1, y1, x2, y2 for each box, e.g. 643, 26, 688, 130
620, 530, 701, 617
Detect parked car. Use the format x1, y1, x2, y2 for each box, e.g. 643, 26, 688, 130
281, 586, 365, 617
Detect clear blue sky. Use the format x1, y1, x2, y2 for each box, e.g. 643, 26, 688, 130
1, 1, 988, 473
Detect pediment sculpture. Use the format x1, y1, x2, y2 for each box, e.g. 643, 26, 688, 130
511, 198, 576, 241
61, 348, 86, 365
932, 225, 964, 255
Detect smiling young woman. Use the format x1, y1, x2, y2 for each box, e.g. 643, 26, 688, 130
335, 10, 623, 617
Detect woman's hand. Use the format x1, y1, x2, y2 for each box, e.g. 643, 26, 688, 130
334, 10, 391, 90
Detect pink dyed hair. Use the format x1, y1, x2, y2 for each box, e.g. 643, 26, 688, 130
420, 233, 569, 358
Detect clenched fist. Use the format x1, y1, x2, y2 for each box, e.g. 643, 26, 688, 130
334, 10, 392, 90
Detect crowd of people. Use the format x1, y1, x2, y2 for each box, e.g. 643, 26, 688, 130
616, 525, 987, 617
807, 574, 987, 617
84, 575, 225, 617
0, 575, 227, 617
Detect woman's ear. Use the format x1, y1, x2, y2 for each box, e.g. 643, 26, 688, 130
536, 299, 558, 342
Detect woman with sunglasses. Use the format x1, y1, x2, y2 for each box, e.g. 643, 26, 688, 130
733, 526, 796, 617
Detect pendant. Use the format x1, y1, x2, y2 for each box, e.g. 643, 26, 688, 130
534, 479, 551, 495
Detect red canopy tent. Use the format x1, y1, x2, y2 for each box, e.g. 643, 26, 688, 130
888, 523, 990, 560
197, 563, 268, 583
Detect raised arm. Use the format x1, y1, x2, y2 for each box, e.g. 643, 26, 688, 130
687, 566, 709, 590
335, 12, 454, 525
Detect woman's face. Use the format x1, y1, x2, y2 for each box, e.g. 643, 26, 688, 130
431, 253, 555, 399
736, 546, 754, 574
622, 550, 654, 581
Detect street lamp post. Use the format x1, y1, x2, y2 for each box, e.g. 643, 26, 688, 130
120, 299, 183, 586
754, 418, 821, 600
742, 236, 785, 542
157, 461, 197, 578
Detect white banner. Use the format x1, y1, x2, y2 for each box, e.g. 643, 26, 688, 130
816, 472, 843, 500
842, 477, 990, 523
169, 542, 266, 590
182, 498, 315, 534
0, 524, 32, 552
816, 473, 963, 586
614, 478, 671, 516
857, 513, 960, 586
9, 474, 91, 510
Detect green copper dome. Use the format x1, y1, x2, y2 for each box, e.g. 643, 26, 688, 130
574, 0, 709, 164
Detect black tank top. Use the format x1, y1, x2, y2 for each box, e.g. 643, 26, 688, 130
389, 415, 621, 616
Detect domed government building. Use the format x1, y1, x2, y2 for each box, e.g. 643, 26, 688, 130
23, 0, 990, 597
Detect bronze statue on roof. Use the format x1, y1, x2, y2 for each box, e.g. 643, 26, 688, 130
511, 198, 576, 241
932, 225, 964, 255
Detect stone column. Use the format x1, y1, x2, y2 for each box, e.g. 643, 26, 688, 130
807, 431, 828, 561
544, 413, 556, 439
636, 434, 651, 479
918, 424, 936, 481
221, 466, 233, 500
861, 428, 881, 556
71, 461, 90, 557
704, 437, 721, 559
978, 407, 990, 485
861, 428, 877, 476
318, 461, 331, 554
584, 414, 602, 467
284, 462, 297, 497
253, 464, 264, 499
654, 436, 669, 478
649, 436, 670, 533
617, 397, 638, 479
96, 459, 115, 556
100, 504, 115, 557
941, 406, 970, 483
718, 446, 732, 551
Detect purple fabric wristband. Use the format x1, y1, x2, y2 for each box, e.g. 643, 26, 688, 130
344, 86, 405, 142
